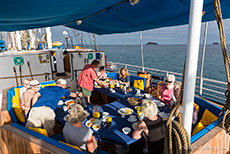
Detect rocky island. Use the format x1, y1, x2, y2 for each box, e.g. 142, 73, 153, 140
145, 42, 158, 45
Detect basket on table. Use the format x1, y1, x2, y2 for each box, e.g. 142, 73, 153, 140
127, 97, 141, 106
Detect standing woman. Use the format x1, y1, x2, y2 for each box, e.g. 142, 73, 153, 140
131, 99, 165, 154
118, 67, 130, 85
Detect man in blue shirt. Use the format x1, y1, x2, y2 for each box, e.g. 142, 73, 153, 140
26, 79, 82, 136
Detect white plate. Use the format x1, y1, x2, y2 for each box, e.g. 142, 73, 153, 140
156, 101, 165, 107
110, 89, 116, 93
63, 115, 68, 121
65, 99, 75, 105
85, 120, 94, 128
127, 117, 137, 122
122, 127, 131, 134
92, 124, 101, 131
57, 100, 64, 105
84, 110, 90, 116
117, 108, 134, 115
132, 122, 138, 129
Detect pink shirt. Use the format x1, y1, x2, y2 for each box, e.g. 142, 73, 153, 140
78, 64, 97, 91
160, 85, 174, 105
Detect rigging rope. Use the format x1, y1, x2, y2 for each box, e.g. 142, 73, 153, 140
213, 0, 230, 134
118, 33, 130, 63
164, 60, 191, 154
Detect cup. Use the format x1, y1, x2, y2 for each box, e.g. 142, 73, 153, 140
120, 84, 123, 89
121, 113, 126, 118
137, 111, 142, 118
107, 116, 112, 123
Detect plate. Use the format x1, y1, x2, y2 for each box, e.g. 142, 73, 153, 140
65, 100, 76, 105
92, 124, 101, 131
63, 115, 68, 121
57, 100, 64, 105
85, 120, 94, 128
117, 108, 134, 115
84, 110, 90, 116
127, 117, 137, 122
155, 101, 165, 107
89, 118, 102, 125
94, 85, 102, 88
132, 122, 138, 129
122, 127, 131, 134
110, 89, 116, 93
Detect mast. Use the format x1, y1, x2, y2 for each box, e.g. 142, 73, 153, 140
199, 22, 208, 95
182, 0, 204, 136
139, 31, 145, 72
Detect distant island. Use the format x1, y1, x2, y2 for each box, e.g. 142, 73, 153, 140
145, 42, 158, 45
213, 42, 219, 45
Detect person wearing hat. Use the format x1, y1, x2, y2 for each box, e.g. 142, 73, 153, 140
26, 79, 82, 136
20, 80, 41, 117
19, 79, 31, 99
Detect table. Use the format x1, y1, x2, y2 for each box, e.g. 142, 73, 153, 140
55, 99, 170, 145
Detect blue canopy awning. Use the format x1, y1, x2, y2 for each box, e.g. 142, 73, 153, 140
0, 0, 229, 34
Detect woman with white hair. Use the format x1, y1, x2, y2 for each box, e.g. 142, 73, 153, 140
159, 74, 175, 105
130, 100, 165, 154
63, 104, 96, 153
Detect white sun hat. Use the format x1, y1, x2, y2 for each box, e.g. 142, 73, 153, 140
56, 79, 67, 85
28, 80, 41, 88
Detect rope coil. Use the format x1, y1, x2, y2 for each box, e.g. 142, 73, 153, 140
213, 0, 230, 135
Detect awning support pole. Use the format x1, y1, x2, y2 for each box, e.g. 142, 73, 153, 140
46, 27, 52, 49
199, 22, 208, 95
182, 0, 204, 136
139, 31, 144, 72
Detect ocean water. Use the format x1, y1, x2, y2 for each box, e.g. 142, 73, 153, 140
99, 44, 229, 83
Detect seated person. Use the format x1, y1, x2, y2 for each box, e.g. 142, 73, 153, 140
118, 67, 130, 85
19, 79, 31, 99
131, 99, 164, 154
172, 81, 198, 129
159, 74, 175, 105
26, 79, 82, 136
63, 104, 97, 153
20, 80, 41, 117
97, 66, 108, 80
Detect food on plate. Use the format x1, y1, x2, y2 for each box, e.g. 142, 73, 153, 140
127, 97, 141, 106
126, 109, 132, 114
93, 112, 100, 119
132, 122, 138, 129
95, 85, 102, 88
87, 122, 94, 127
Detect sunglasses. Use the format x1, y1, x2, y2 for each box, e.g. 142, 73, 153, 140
166, 80, 173, 83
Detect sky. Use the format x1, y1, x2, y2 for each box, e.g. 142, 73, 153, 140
51, 19, 230, 45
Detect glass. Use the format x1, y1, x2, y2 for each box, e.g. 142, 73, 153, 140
120, 84, 123, 89
107, 116, 112, 123
93, 105, 100, 119
110, 84, 115, 89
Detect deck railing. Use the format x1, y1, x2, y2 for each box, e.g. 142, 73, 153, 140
107, 61, 227, 104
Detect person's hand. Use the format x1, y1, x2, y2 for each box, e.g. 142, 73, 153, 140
77, 92, 83, 97
102, 84, 107, 88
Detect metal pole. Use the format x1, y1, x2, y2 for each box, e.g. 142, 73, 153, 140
46, 27, 52, 49
182, 0, 204, 137
199, 22, 208, 95
139, 32, 144, 72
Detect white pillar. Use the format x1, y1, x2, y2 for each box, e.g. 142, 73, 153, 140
199, 22, 208, 95
139, 31, 144, 72
46, 27, 52, 49
182, 0, 204, 136
16, 31, 22, 51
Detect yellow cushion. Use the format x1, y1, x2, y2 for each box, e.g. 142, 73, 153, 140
194, 103, 199, 115
12, 88, 26, 123
133, 80, 144, 90
41, 83, 56, 88
27, 127, 48, 137
59, 141, 82, 151
200, 109, 218, 126
192, 122, 205, 135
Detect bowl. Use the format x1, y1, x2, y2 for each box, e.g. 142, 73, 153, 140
127, 97, 141, 106
122, 127, 131, 134
92, 124, 101, 131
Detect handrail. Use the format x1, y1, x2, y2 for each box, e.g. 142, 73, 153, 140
108, 61, 227, 104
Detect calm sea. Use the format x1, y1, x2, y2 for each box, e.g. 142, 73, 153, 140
99, 44, 229, 83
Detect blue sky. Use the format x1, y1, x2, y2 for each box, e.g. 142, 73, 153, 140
52, 19, 230, 45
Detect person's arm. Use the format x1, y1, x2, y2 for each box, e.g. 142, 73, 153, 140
87, 134, 95, 153
32, 92, 41, 105
69, 92, 83, 98
132, 121, 145, 139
